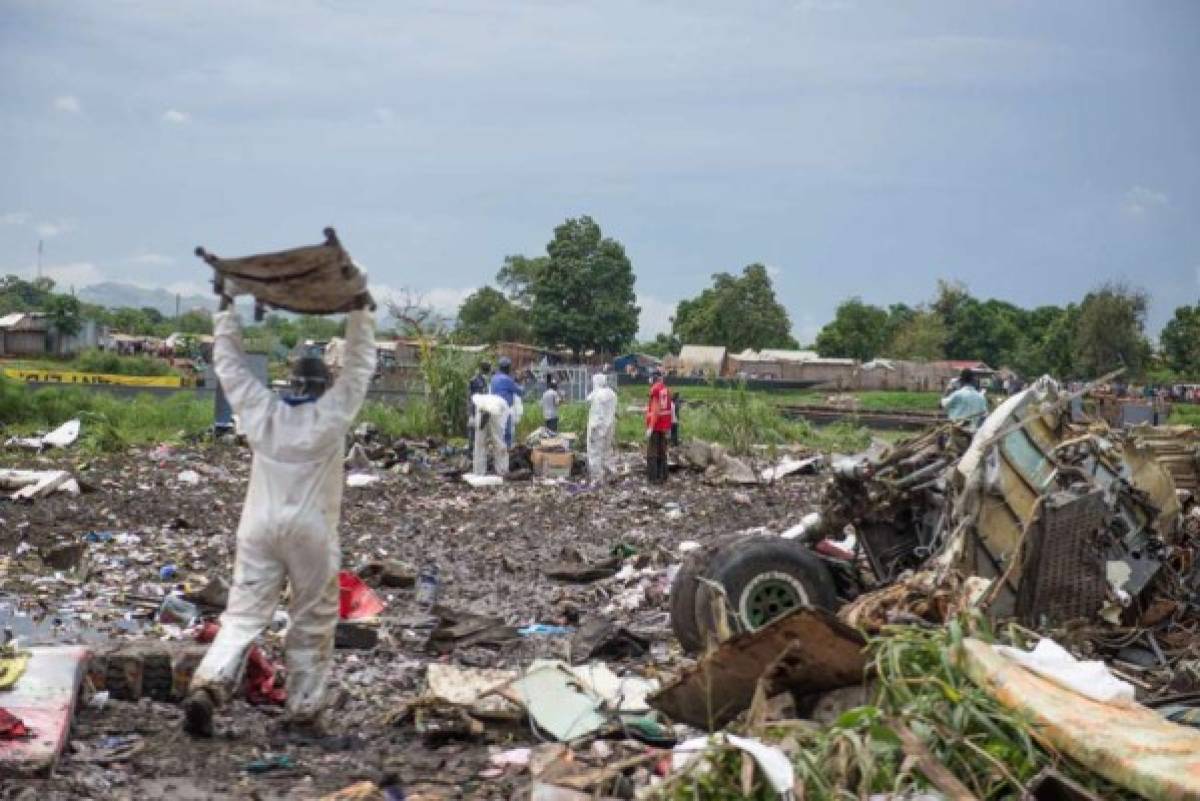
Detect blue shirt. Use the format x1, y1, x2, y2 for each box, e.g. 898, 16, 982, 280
941, 386, 989, 424
490, 372, 520, 407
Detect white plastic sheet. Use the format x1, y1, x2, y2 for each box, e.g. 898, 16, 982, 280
994, 637, 1136, 707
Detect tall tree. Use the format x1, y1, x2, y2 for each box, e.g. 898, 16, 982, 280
1161, 302, 1200, 376
1073, 282, 1151, 376
495, 255, 548, 309
45, 294, 82, 354
455, 285, 533, 344
815, 298, 889, 361
671, 264, 797, 352
885, 310, 947, 360
525, 216, 639, 357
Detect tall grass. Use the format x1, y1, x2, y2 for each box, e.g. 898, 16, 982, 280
0, 375, 212, 451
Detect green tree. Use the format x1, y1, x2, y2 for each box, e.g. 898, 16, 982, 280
175, 308, 214, 335
815, 298, 889, 361
671, 264, 797, 352
454, 286, 533, 344
0, 275, 56, 313
885, 310, 947, 360
495, 255, 548, 309
637, 333, 681, 358
45, 293, 83, 352
1073, 282, 1151, 377
1161, 302, 1200, 377
525, 216, 639, 357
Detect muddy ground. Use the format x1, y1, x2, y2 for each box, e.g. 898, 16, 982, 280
2, 440, 822, 799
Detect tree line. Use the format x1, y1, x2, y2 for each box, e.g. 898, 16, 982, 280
812, 280, 1192, 381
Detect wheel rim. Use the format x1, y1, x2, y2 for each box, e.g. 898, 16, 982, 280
741, 573, 808, 629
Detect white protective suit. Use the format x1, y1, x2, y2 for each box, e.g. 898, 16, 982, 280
586, 374, 618, 482
189, 308, 376, 721
471, 393, 510, 476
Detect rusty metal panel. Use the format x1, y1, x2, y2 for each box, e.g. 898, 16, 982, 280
649, 608, 866, 730
1016, 490, 1108, 628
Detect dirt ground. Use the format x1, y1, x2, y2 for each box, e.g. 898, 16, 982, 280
2, 440, 822, 799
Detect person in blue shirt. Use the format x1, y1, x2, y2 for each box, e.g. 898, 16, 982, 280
489, 356, 522, 446
941, 368, 989, 429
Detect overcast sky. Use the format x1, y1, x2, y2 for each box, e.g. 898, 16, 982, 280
1, 0, 1196, 342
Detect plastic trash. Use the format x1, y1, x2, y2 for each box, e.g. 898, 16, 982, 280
83, 531, 115, 543
518, 624, 574, 637
994, 637, 1137, 706
338, 571, 385, 620
157, 595, 199, 627
159, 564, 178, 581
415, 563, 439, 609
177, 469, 201, 485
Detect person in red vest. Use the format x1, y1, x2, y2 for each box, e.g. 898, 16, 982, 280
645, 368, 672, 483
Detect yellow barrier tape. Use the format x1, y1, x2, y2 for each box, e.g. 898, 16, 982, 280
2, 368, 185, 388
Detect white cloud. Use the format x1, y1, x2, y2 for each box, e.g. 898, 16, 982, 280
161, 109, 191, 124
43, 261, 103, 287
637, 294, 676, 338
0, 212, 30, 226
765, 264, 782, 280
374, 106, 395, 123
163, 280, 212, 297
35, 221, 72, 238
1123, 185, 1169, 217
53, 95, 81, 114
129, 251, 175, 266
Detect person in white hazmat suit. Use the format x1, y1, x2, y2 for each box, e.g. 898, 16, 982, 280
182, 297, 376, 738
471, 392, 511, 476
586, 373, 618, 483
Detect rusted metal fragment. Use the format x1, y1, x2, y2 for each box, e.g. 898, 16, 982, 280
649, 607, 865, 730
960, 637, 1200, 801
195, 227, 371, 315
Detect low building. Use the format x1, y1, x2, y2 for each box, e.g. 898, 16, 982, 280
670, 345, 727, 377
0, 312, 105, 357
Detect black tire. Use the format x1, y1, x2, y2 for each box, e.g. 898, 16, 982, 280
694, 536, 838, 643
669, 533, 751, 654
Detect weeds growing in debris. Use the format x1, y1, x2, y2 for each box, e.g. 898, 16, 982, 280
1170, 403, 1200, 426
0, 375, 213, 452
418, 343, 482, 438
665, 618, 1140, 801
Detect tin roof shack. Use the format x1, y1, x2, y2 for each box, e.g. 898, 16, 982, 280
729, 349, 824, 381
791, 357, 858, 388
0, 313, 105, 357
613, 353, 663, 378
670, 345, 727, 378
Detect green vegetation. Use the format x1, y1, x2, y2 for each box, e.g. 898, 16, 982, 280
0, 375, 211, 452
672, 264, 798, 352
2, 349, 180, 377
664, 619, 1137, 800
815, 279, 1159, 380
1170, 404, 1200, 427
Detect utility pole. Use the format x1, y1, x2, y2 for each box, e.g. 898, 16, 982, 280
176, 292, 181, 321
36, 239, 43, 279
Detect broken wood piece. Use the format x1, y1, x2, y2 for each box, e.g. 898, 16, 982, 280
649, 607, 866, 730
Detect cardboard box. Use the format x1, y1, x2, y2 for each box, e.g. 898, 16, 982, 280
532, 448, 573, 479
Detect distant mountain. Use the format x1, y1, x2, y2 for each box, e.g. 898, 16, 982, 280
77, 282, 217, 316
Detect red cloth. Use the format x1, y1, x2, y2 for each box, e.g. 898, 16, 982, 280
0, 708, 28, 739
646, 381, 673, 432
338, 571, 385, 620
194, 621, 286, 706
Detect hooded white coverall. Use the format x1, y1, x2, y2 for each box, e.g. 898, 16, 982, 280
471, 393, 510, 476
189, 308, 376, 721
586, 374, 618, 482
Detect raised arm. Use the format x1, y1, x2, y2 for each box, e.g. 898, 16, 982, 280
318, 309, 376, 424
212, 310, 275, 423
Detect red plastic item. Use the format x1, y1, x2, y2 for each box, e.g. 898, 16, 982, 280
338, 571, 385, 620
0, 708, 28, 740
193, 621, 286, 706
814, 539, 855, 561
